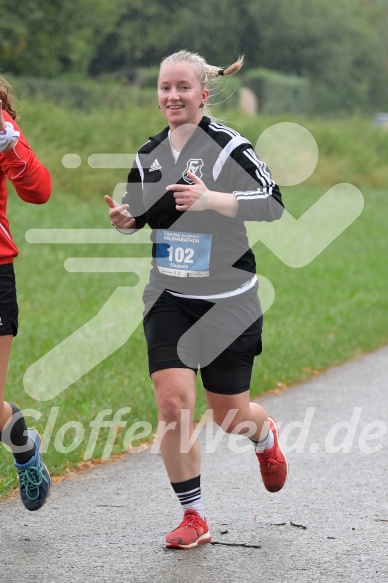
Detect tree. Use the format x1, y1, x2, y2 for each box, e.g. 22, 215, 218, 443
1, 0, 387, 112
0, 0, 117, 77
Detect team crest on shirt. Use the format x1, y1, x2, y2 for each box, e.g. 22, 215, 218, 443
183, 158, 204, 183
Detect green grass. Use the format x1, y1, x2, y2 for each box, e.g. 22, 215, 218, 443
1, 93, 387, 499
254, 185, 388, 389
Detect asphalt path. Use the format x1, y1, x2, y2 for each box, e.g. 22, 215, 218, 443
1, 347, 387, 583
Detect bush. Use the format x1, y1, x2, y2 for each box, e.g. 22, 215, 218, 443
243, 68, 311, 115
136, 66, 160, 89
7, 76, 156, 111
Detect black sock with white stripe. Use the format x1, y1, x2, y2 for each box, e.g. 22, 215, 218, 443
171, 475, 204, 519
250, 429, 274, 452
0, 404, 35, 464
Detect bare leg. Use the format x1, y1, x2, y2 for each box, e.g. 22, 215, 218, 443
152, 368, 200, 482
204, 388, 269, 440
0, 335, 13, 431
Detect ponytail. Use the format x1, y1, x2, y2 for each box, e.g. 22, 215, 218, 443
205, 56, 245, 81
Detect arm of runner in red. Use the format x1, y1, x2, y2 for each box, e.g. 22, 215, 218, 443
0, 110, 51, 204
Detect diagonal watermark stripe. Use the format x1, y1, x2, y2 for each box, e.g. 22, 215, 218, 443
246, 183, 364, 267
23, 260, 150, 401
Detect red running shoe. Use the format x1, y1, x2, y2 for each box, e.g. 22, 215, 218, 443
166, 509, 211, 549
256, 416, 288, 492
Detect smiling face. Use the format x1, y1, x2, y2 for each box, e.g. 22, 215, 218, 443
157, 61, 209, 130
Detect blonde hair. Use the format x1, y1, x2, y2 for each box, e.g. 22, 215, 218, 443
159, 50, 244, 118
0, 76, 18, 121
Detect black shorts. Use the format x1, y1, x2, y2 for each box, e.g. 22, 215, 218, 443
0, 263, 18, 337
143, 288, 263, 395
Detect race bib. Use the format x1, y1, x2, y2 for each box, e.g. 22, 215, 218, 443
155, 230, 212, 277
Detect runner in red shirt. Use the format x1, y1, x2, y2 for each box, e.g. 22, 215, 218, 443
0, 76, 51, 510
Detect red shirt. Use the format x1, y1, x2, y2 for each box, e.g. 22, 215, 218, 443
0, 111, 51, 264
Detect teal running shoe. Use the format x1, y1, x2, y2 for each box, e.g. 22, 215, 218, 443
14, 429, 51, 511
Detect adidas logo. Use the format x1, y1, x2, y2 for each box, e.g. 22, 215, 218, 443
149, 159, 162, 172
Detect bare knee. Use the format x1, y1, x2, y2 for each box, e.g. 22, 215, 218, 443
152, 371, 195, 425
156, 389, 186, 424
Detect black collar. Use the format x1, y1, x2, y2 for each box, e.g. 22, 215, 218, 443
149, 116, 211, 144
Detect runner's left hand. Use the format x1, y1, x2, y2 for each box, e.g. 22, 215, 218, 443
167, 171, 210, 212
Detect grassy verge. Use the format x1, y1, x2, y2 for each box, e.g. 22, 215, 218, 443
14, 98, 388, 200
0, 94, 387, 498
